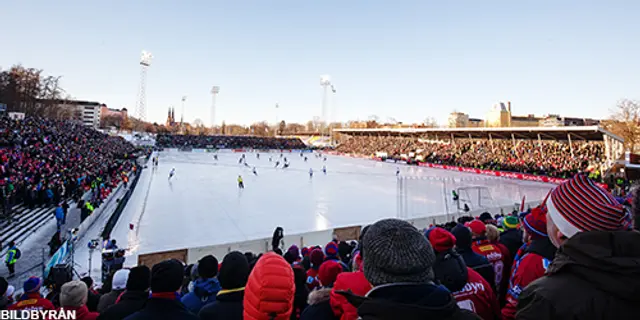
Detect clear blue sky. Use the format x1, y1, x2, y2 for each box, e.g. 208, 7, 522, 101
2, 1, 640, 126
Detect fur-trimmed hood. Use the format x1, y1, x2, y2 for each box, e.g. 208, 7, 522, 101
307, 287, 331, 305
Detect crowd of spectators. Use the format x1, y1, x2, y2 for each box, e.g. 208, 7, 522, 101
336, 136, 606, 180
156, 134, 307, 150
0, 117, 139, 217
1, 174, 637, 319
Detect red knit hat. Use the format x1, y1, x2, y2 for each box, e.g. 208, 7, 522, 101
301, 247, 311, 258
426, 227, 456, 253
523, 206, 548, 239
318, 260, 343, 287
466, 220, 486, 236
547, 175, 631, 238
309, 249, 324, 268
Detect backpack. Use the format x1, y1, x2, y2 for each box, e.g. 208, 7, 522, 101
14, 248, 21, 260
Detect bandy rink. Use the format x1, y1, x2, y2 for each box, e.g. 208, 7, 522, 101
72, 151, 554, 275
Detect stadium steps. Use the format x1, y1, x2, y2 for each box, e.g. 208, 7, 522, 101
0, 204, 55, 248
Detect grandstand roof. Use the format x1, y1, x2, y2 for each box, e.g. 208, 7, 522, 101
334, 126, 623, 142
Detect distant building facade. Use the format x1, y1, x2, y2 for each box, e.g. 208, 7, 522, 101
101, 105, 128, 120
36, 99, 103, 129
540, 115, 600, 127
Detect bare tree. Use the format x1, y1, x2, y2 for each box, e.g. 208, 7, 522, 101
604, 99, 640, 151
422, 117, 439, 128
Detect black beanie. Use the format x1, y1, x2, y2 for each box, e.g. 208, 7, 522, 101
198, 255, 219, 279
451, 224, 472, 249
127, 266, 151, 291
0, 277, 7, 296
151, 259, 184, 293
218, 252, 250, 290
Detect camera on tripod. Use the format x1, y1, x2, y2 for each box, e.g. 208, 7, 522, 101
88, 239, 100, 250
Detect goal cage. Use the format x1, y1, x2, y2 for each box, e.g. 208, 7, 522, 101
396, 175, 554, 222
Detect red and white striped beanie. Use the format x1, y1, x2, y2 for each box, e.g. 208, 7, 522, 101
546, 175, 631, 238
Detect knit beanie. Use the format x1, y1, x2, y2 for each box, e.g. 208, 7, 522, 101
127, 266, 151, 291
287, 245, 300, 260
547, 175, 631, 238
60, 281, 87, 307
309, 249, 324, 268
363, 219, 435, 286
338, 241, 353, 262
451, 224, 472, 249
301, 247, 311, 258
198, 255, 219, 279
426, 227, 456, 253
219, 251, 250, 290
503, 216, 520, 229
23, 277, 42, 294
318, 260, 343, 287
324, 242, 339, 260
523, 207, 548, 239
151, 259, 184, 293
112, 269, 130, 291
467, 220, 486, 236
479, 212, 494, 224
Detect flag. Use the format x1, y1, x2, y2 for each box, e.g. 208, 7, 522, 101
331, 85, 336, 93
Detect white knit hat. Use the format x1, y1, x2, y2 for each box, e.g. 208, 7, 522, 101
112, 269, 130, 291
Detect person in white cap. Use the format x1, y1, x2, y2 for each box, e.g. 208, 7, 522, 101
516, 175, 640, 320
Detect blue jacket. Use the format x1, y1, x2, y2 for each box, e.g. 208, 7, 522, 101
46, 189, 54, 199
180, 278, 221, 314
55, 207, 64, 221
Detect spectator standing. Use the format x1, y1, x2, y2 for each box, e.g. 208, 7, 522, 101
59, 281, 99, 320
426, 227, 500, 320
4, 241, 19, 277
0, 277, 8, 310
243, 252, 295, 320
8, 277, 54, 312
516, 175, 640, 319
181, 255, 221, 314
98, 269, 129, 313
55, 202, 65, 229
300, 260, 342, 320
485, 224, 512, 305
330, 252, 371, 320
199, 251, 250, 320
339, 219, 479, 319
292, 266, 310, 319
468, 220, 506, 292
81, 276, 102, 313
324, 242, 349, 271
499, 216, 523, 259
502, 206, 555, 320
125, 259, 198, 320
306, 249, 324, 291
99, 266, 151, 320
451, 224, 495, 290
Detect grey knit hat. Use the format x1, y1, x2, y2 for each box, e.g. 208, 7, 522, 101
362, 219, 436, 286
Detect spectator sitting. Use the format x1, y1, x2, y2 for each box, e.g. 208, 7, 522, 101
80, 276, 101, 313
338, 218, 479, 319
126, 259, 199, 320
451, 224, 496, 291
330, 252, 371, 320
8, 277, 55, 312
181, 255, 221, 314
99, 266, 151, 320
300, 260, 343, 320
498, 216, 523, 259
243, 252, 295, 320
517, 175, 640, 319
199, 251, 250, 320
97, 269, 129, 313
502, 204, 556, 320
426, 227, 499, 320
60, 281, 99, 320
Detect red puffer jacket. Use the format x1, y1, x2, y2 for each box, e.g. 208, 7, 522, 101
244, 252, 295, 320
330, 271, 372, 320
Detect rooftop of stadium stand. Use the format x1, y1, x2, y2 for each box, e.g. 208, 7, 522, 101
333, 126, 623, 142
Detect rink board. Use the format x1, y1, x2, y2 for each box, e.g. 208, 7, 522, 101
128, 151, 554, 258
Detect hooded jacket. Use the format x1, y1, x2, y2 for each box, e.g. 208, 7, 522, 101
198, 289, 244, 320
499, 229, 523, 258
243, 252, 295, 320
181, 278, 221, 314
300, 288, 337, 320
330, 271, 371, 320
341, 282, 481, 320
452, 225, 496, 291
516, 231, 640, 320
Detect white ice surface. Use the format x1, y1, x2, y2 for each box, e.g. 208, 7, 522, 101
73, 151, 554, 280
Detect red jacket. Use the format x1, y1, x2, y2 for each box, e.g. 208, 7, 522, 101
8, 293, 55, 312
452, 268, 500, 320
244, 252, 295, 320
59, 306, 98, 320
306, 268, 320, 291
472, 239, 506, 290
493, 241, 513, 304
501, 244, 553, 320
330, 271, 372, 320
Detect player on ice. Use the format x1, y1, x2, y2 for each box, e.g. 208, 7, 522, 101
283, 162, 290, 169
213, 154, 218, 161
396, 167, 400, 176
169, 168, 176, 180
256, 153, 260, 159
304, 156, 308, 162
253, 167, 258, 176
275, 161, 280, 168
269, 156, 272, 162
238, 157, 243, 164
244, 162, 250, 168
238, 175, 244, 189
322, 165, 327, 174
309, 168, 314, 178
323, 157, 327, 162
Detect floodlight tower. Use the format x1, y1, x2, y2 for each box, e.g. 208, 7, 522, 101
136, 51, 153, 123
320, 75, 332, 135
211, 86, 220, 129
181, 96, 186, 133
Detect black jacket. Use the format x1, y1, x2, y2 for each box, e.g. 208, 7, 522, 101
341, 282, 481, 320
499, 229, 523, 258
300, 288, 338, 320
87, 289, 102, 312
456, 247, 495, 292
124, 298, 199, 320
97, 289, 125, 313
98, 291, 148, 320
198, 290, 244, 320
516, 231, 640, 320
